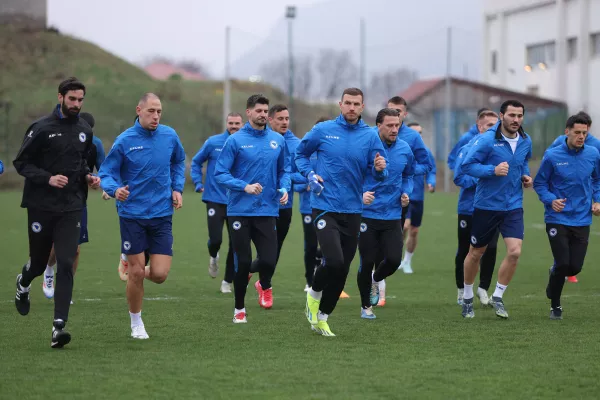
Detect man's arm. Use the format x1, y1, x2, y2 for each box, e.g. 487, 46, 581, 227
13, 127, 52, 185
532, 155, 557, 206
524, 140, 532, 177
401, 150, 415, 197
591, 153, 600, 203
98, 140, 124, 197
367, 134, 388, 181
93, 136, 106, 172
461, 137, 496, 178
295, 126, 321, 177
191, 139, 211, 191
426, 149, 436, 187
411, 134, 433, 176
453, 148, 478, 189
170, 134, 186, 193
214, 136, 248, 191
278, 140, 292, 192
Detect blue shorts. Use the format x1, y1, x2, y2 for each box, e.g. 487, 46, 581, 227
119, 215, 173, 256
470, 208, 524, 248
407, 201, 424, 227
79, 206, 88, 244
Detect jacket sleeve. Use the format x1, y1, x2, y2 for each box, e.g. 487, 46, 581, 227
99, 140, 124, 197
592, 153, 600, 203
426, 150, 436, 187
461, 138, 496, 178
170, 135, 186, 193
453, 148, 478, 189
293, 183, 307, 193
214, 136, 248, 191
94, 137, 106, 171
0, 160, 3, 175
289, 141, 307, 184
447, 137, 462, 170
12, 127, 53, 185
191, 139, 211, 190
549, 136, 564, 149
401, 150, 415, 197
524, 141, 532, 177
368, 134, 388, 181
278, 139, 292, 192
532, 154, 556, 206
412, 135, 433, 176
295, 126, 321, 177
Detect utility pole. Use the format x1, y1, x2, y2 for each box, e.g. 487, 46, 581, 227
223, 25, 231, 131
286, 6, 297, 132
360, 18, 366, 90
444, 26, 452, 193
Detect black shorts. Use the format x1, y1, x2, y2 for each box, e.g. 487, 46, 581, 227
79, 206, 88, 244
406, 201, 424, 227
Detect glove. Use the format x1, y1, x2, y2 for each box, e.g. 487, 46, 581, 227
307, 171, 324, 195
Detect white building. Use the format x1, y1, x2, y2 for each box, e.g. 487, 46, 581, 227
483, 0, 600, 128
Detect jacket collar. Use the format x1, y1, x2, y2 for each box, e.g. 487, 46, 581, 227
561, 138, 585, 154
134, 118, 157, 136
335, 114, 366, 129
243, 122, 268, 136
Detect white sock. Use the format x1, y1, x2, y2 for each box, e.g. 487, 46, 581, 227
317, 311, 328, 321
378, 279, 386, 291
403, 251, 414, 263
121, 253, 127, 262
493, 283, 507, 299
371, 272, 376, 284
309, 288, 322, 301
129, 311, 143, 327
45, 265, 54, 275
463, 283, 474, 300
234, 308, 246, 315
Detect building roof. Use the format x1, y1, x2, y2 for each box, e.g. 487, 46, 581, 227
144, 63, 206, 81
400, 77, 566, 109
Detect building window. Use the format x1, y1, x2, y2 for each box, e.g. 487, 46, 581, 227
526, 85, 539, 96
567, 37, 577, 61
491, 51, 497, 74
592, 33, 600, 57
526, 41, 555, 68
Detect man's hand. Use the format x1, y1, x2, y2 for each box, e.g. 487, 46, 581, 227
172, 191, 183, 210
494, 162, 509, 176
363, 191, 375, 205
592, 202, 600, 216
115, 185, 130, 202
521, 175, 533, 188
374, 152, 386, 172
278, 188, 288, 205
551, 198, 566, 212
195, 184, 204, 193
244, 183, 263, 195
101, 191, 112, 201
427, 184, 435, 193
401, 193, 410, 207
86, 174, 101, 189
308, 171, 324, 195
49, 175, 68, 188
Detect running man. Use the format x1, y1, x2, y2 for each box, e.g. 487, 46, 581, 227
358, 108, 414, 319
453, 110, 500, 306
534, 114, 600, 319
99, 93, 186, 339
13, 77, 99, 348
191, 112, 243, 293
214, 94, 290, 323
296, 87, 388, 336
460, 100, 532, 319
399, 122, 436, 274
42, 112, 105, 300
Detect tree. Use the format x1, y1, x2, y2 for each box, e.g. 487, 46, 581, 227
368, 68, 418, 106
316, 49, 358, 100
259, 55, 313, 99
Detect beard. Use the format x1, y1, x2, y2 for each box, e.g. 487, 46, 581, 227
252, 117, 267, 127
61, 101, 80, 118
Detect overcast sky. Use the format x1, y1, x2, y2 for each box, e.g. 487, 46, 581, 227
47, 0, 324, 76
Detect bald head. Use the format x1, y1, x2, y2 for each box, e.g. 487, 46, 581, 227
136, 93, 162, 130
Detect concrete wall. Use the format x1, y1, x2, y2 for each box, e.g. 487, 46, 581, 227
0, 0, 46, 27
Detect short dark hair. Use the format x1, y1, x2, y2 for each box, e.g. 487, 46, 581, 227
375, 108, 400, 125
58, 77, 86, 96
566, 114, 589, 129
576, 111, 592, 126
341, 88, 364, 102
226, 112, 243, 120
407, 122, 420, 127
80, 112, 95, 128
315, 116, 329, 124
268, 104, 288, 118
499, 100, 525, 115
387, 96, 408, 107
246, 94, 269, 109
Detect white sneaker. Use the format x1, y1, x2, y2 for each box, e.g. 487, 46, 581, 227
401, 261, 413, 274
220, 280, 232, 293
304, 285, 310, 292
209, 253, 219, 278
131, 324, 149, 339
477, 287, 490, 306
42, 266, 55, 299
377, 280, 386, 307
70, 300, 74, 305
457, 288, 464, 305
233, 311, 247, 323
